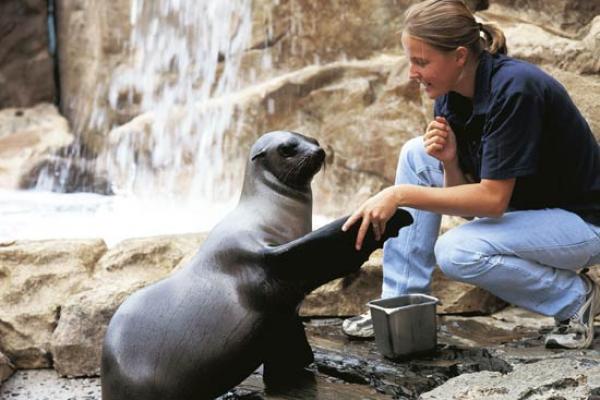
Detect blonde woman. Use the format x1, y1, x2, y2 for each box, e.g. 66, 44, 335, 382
342, 0, 600, 349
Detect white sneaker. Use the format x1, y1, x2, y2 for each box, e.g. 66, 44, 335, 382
342, 312, 374, 338
545, 274, 600, 349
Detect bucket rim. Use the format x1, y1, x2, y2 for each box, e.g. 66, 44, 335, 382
367, 294, 439, 314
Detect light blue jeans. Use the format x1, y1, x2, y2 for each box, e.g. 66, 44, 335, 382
382, 137, 600, 321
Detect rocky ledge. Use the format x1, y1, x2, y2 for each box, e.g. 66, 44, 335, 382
0, 233, 506, 378
3, 307, 600, 399
1, 235, 600, 399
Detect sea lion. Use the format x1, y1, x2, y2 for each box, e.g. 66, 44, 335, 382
100, 131, 413, 400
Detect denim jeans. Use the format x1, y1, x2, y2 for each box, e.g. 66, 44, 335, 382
382, 137, 600, 321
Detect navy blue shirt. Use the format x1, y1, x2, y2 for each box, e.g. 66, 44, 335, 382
434, 51, 600, 225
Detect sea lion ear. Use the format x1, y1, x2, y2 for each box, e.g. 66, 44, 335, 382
251, 148, 267, 161
263, 209, 413, 290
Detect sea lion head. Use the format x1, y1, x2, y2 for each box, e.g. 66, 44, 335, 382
248, 131, 326, 191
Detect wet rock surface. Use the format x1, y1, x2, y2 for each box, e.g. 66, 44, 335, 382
0, 104, 74, 191
4, 307, 600, 399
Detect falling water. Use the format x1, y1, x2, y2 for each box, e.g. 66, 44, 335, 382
105, 0, 253, 201
2, 0, 258, 245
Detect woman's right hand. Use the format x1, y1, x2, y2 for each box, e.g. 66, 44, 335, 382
424, 116, 457, 163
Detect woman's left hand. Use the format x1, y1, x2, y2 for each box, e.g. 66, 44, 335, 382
342, 186, 400, 250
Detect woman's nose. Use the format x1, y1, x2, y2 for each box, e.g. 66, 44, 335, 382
408, 64, 420, 80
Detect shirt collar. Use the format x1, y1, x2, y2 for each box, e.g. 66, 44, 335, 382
445, 51, 493, 117
471, 51, 493, 115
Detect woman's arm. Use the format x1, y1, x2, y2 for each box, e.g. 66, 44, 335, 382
342, 178, 515, 250
443, 157, 471, 187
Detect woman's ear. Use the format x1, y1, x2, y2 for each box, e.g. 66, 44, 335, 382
455, 46, 469, 67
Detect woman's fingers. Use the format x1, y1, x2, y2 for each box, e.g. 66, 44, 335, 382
342, 211, 362, 232
344, 210, 385, 250
424, 135, 446, 147
355, 214, 372, 250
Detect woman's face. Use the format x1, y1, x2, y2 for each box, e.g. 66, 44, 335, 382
401, 33, 464, 99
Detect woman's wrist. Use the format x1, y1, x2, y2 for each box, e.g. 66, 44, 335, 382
441, 156, 459, 171
390, 185, 407, 208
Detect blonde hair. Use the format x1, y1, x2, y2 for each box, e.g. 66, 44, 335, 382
404, 0, 507, 55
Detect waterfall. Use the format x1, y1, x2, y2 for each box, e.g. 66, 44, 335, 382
102, 0, 253, 202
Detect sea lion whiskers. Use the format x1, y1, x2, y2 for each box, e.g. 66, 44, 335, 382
281, 153, 313, 187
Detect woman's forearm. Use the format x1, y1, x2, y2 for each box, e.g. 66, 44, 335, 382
392, 180, 514, 218
442, 158, 470, 187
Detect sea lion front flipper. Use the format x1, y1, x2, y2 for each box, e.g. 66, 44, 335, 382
264, 209, 412, 290
262, 314, 315, 389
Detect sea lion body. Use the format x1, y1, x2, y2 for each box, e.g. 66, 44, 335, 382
101, 131, 412, 399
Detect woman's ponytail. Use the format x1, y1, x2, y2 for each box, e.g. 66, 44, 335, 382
480, 21, 507, 55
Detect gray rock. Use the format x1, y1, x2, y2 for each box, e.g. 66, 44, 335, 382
421, 358, 600, 400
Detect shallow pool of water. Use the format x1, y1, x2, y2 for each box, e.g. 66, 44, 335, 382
0, 189, 331, 247
0, 189, 237, 247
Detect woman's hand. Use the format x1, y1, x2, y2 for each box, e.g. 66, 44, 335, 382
341, 186, 400, 250
424, 116, 457, 163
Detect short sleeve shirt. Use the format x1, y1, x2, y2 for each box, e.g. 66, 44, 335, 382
434, 51, 600, 225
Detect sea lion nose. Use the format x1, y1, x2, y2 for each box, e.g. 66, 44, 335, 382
315, 147, 326, 163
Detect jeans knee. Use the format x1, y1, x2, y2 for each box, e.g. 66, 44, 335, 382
396, 136, 442, 187
434, 232, 488, 282
399, 137, 427, 167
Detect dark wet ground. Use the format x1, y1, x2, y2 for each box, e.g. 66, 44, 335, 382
2, 307, 597, 400
225, 308, 600, 399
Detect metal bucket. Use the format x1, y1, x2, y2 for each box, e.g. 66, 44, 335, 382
368, 294, 439, 359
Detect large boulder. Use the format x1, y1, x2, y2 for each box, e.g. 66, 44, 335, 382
0, 239, 107, 368
0, 104, 74, 190
494, 17, 600, 74
243, 0, 414, 84
50, 233, 206, 377
487, 0, 599, 34
0, 0, 55, 108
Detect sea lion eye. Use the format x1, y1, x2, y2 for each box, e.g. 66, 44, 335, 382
278, 141, 299, 158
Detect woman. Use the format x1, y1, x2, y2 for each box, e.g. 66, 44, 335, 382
341, 0, 600, 349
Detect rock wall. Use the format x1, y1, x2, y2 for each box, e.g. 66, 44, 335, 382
55, 0, 133, 151
0, 0, 56, 108
1, 0, 598, 213
96, 0, 600, 216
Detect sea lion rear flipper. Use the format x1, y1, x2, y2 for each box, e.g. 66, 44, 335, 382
264, 209, 412, 289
